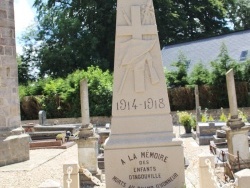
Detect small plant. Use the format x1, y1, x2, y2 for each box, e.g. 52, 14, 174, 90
208, 115, 214, 121
201, 108, 208, 122
191, 115, 197, 131
177, 111, 194, 133
238, 110, 248, 122
219, 107, 228, 122
56, 133, 64, 140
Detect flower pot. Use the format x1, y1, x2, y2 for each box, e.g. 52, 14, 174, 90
184, 126, 192, 133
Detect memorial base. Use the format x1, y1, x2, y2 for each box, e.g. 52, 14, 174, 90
105, 134, 185, 188
76, 135, 99, 172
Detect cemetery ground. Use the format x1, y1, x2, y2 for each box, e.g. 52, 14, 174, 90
0, 125, 214, 188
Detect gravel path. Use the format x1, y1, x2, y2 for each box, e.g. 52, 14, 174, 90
0, 126, 212, 188
0, 145, 78, 188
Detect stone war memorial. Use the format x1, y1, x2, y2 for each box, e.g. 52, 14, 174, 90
105, 0, 185, 187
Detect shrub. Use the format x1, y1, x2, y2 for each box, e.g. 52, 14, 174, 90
19, 66, 113, 120
219, 108, 228, 122
177, 111, 194, 127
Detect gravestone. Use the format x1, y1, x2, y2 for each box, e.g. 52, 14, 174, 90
104, 0, 185, 187
76, 79, 100, 183
0, 0, 21, 138
195, 85, 201, 122
223, 69, 250, 165
39, 110, 47, 125
196, 122, 225, 145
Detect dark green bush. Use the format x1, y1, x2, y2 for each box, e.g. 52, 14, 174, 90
19, 66, 113, 120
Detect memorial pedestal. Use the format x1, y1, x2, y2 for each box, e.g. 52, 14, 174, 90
223, 126, 250, 163
105, 134, 185, 188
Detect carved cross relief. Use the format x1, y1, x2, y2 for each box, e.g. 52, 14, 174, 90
117, 1, 159, 94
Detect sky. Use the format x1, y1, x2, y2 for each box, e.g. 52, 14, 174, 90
14, 0, 36, 54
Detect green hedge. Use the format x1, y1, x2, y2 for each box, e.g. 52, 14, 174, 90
168, 82, 249, 111
19, 67, 249, 120
19, 66, 113, 120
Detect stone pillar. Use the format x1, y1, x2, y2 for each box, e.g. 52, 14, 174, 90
63, 161, 80, 188
226, 69, 238, 119
235, 169, 250, 188
80, 79, 90, 127
195, 85, 201, 122
223, 69, 250, 166
76, 79, 100, 183
199, 154, 216, 188
0, 0, 21, 136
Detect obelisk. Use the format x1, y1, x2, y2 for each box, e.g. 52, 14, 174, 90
104, 0, 185, 187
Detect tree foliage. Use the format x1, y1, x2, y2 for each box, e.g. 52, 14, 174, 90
19, 66, 113, 119
17, 55, 35, 85
20, 0, 238, 79
155, 0, 233, 46
209, 43, 242, 85
228, 0, 250, 30
188, 62, 210, 85
165, 52, 189, 87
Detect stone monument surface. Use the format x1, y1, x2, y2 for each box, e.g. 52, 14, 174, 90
0, 0, 21, 136
223, 69, 250, 168
105, 0, 185, 187
76, 79, 100, 183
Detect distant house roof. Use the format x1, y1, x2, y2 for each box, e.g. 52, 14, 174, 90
161, 30, 250, 72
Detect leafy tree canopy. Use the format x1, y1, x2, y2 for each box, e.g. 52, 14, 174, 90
165, 52, 189, 87
228, 0, 250, 30
188, 62, 210, 85
20, 0, 237, 79
209, 43, 242, 85
17, 55, 36, 85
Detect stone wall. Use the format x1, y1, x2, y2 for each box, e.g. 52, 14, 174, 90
21, 116, 111, 127
0, 134, 29, 167
0, 0, 21, 133
20, 107, 250, 126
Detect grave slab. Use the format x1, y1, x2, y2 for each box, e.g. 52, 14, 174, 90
196, 122, 225, 145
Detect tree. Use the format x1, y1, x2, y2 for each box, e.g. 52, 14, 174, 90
165, 52, 189, 87
228, 0, 250, 30
29, 0, 116, 78
155, 0, 233, 46
209, 43, 241, 85
17, 55, 35, 85
188, 62, 210, 85
21, 0, 234, 79
241, 59, 250, 82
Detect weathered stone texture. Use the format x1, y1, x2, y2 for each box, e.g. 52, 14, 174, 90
0, 0, 20, 132
5, 46, 12, 55
0, 134, 30, 167
0, 45, 3, 54
0, 10, 7, 19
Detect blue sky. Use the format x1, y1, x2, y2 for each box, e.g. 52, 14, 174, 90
14, 0, 35, 54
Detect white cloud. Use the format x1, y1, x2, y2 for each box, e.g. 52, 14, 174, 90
14, 0, 35, 54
